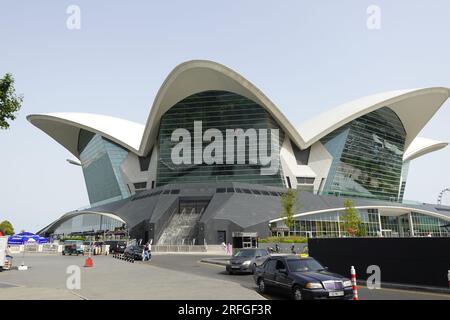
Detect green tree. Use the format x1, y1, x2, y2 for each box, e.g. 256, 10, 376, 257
0, 73, 23, 130
340, 199, 367, 237
280, 189, 297, 236
0, 220, 15, 235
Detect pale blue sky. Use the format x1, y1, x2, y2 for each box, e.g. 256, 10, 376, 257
1, 1, 450, 232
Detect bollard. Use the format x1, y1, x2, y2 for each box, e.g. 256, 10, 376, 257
350, 266, 358, 300
448, 270, 450, 288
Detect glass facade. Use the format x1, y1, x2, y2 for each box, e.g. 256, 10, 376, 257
411, 212, 449, 237
321, 107, 406, 201
157, 90, 285, 187
53, 213, 124, 235
278, 210, 380, 238
276, 210, 449, 238
78, 130, 130, 205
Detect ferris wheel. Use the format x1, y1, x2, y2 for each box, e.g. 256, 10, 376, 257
437, 188, 450, 205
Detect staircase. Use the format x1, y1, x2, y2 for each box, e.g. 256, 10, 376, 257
157, 207, 204, 245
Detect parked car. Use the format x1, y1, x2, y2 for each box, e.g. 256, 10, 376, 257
106, 241, 127, 254
253, 255, 353, 300
123, 245, 144, 260
62, 240, 84, 256
226, 248, 270, 274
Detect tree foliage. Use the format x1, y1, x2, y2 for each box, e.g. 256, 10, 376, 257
341, 199, 367, 237
0, 220, 15, 235
280, 189, 297, 233
0, 73, 23, 130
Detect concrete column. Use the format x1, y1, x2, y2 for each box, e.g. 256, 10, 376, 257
337, 212, 341, 238
408, 212, 415, 237
378, 210, 383, 237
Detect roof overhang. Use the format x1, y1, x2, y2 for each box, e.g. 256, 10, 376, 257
299, 87, 450, 150
403, 137, 448, 162
270, 205, 450, 223
27, 113, 144, 159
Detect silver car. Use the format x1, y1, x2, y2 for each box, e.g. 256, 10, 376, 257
226, 248, 270, 274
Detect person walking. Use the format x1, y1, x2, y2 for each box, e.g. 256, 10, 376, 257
143, 243, 150, 261
226, 242, 232, 255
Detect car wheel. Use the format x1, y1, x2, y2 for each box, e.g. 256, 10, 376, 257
292, 286, 303, 300
258, 278, 267, 294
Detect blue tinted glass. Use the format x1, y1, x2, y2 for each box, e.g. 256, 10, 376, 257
156, 91, 285, 187
79, 132, 129, 205
321, 107, 406, 200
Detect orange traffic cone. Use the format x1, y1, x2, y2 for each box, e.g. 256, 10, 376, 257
84, 257, 94, 268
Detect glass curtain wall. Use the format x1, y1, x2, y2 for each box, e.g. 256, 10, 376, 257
78, 130, 130, 205
280, 210, 380, 238
321, 107, 406, 201
157, 90, 285, 187
53, 214, 124, 235
276, 210, 450, 238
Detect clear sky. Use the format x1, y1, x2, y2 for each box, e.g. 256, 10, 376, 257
1, 1, 450, 232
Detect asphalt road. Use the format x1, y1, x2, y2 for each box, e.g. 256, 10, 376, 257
148, 254, 450, 300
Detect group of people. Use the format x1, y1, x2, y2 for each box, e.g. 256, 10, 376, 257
221, 242, 232, 255
267, 244, 298, 254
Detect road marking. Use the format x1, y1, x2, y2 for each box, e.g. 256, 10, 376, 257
69, 290, 89, 300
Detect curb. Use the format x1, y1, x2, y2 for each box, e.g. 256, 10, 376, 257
356, 280, 450, 295
200, 258, 229, 266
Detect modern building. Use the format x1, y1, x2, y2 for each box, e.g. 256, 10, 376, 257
28, 60, 450, 244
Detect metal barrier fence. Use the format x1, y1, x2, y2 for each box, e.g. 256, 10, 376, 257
151, 245, 207, 253
8, 243, 62, 254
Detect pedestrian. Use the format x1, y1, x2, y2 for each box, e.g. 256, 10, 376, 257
226, 242, 232, 255
291, 244, 296, 255
275, 244, 280, 253
143, 243, 150, 261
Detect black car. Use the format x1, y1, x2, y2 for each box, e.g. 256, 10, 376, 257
123, 245, 144, 260
253, 255, 353, 300
226, 248, 270, 274
106, 240, 127, 254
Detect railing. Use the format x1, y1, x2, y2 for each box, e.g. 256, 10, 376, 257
151, 245, 207, 253
154, 200, 179, 244
7, 243, 62, 254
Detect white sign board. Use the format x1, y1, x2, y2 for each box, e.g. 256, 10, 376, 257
0, 236, 7, 268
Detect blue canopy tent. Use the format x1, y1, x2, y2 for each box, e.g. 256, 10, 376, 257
7, 232, 48, 245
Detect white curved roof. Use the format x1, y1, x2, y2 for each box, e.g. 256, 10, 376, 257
27, 113, 144, 158
299, 87, 450, 149
27, 60, 450, 161
138, 60, 305, 155
37, 210, 126, 235
403, 137, 448, 162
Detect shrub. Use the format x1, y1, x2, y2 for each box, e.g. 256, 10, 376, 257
61, 236, 86, 241
259, 236, 307, 244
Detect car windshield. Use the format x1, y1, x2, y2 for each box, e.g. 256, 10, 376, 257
234, 250, 256, 257
287, 259, 325, 272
